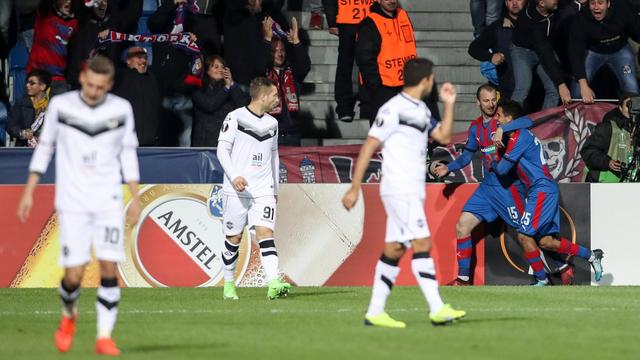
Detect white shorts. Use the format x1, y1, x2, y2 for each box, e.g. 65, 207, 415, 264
381, 195, 431, 243
57, 209, 125, 267
223, 195, 277, 236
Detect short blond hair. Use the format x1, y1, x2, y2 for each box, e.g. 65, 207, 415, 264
85, 55, 115, 80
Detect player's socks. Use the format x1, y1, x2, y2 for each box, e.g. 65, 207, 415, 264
456, 236, 473, 281
258, 238, 280, 282
524, 249, 547, 282
222, 239, 240, 282
366, 254, 400, 317
56, 281, 79, 353
411, 252, 444, 314
59, 280, 80, 317
557, 237, 591, 260
96, 278, 120, 340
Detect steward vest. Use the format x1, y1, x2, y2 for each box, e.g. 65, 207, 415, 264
369, 9, 417, 87
337, 0, 375, 25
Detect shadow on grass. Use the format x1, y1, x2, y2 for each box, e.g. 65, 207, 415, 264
457, 316, 528, 324
125, 342, 225, 353
287, 289, 357, 298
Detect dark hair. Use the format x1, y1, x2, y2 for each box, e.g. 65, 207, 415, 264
498, 98, 523, 119
619, 92, 638, 105
476, 83, 498, 100
26, 69, 52, 89
249, 77, 275, 99
85, 55, 115, 79
403, 58, 434, 87
204, 55, 226, 87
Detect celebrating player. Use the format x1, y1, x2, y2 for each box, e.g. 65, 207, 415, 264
17, 55, 141, 356
216, 77, 291, 300
434, 84, 572, 286
491, 99, 605, 282
342, 58, 466, 328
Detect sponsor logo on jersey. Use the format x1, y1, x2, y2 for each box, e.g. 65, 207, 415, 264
252, 153, 263, 166
481, 145, 496, 154
120, 184, 250, 287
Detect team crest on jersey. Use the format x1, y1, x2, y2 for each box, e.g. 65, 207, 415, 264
120, 184, 250, 287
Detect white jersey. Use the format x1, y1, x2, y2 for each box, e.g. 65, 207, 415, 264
368, 92, 438, 197
218, 106, 278, 198
29, 91, 140, 212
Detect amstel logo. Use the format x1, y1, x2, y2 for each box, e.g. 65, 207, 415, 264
119, 184, 250, 287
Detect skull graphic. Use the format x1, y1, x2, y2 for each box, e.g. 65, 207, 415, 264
541, 137, 566, 179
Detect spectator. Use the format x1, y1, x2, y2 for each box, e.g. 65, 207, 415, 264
266, 17, 311, 146
570, 0, 640, 103
7, 69, 52, 147
26, 0, 79, 95
308, 0, 325, 30
470, 0, 503, 38
355, 0, 418, 122
190, 0, 222, 58
113, 46, 163, 146
148, 0, 200, 147
468, 0, 526, 99
0, 0, 11, 57
191, 55, 248, 147
0, 101, 6, 147
66, 0, 143, 89
323, 0, 373, 122
15, 0, 41, 51
510, 0, 572, 109
581, 92, 640, 182
223, 0, 272, 92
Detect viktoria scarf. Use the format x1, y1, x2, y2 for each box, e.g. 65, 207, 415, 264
267, 67, 299, 115
28, 88, 51, 148
97, 31, 203, 86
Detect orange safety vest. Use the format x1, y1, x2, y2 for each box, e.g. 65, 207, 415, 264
369, 8, 417, 87
336, 0, 376, 25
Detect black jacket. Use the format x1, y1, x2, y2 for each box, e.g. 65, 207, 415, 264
6, 96, 36, 147
468, 15, 517, 94
581, 107, 636, 181
569, 0, 640, 80
148, 0, 198, 96
191, 82, 248, 147
112, 67, 163, 146
223, 1, 273, 86
66, 0, 142, 88
512, 1, 565, 86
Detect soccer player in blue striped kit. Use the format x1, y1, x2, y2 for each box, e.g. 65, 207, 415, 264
434, 84, 570, 286
491, 99, 605, 282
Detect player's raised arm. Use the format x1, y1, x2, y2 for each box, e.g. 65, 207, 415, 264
342, 136, 382, 210
430, 82, 457, 145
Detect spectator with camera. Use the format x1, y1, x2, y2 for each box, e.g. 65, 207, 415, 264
266, 16, 311, 146
581, 92, 640, 182
191, 55, 248, 147
569, 0, 640, 103
7, 69, 52, 147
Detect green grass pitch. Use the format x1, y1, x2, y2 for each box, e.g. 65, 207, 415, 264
1, 286, 639, 359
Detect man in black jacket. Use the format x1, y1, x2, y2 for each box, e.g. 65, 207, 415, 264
469, 0, 526, 99
113, 46, 163, 146
510, 0, 572, 109
581, 92, 640, 182
570, 0, 640, 103
66, 0, 142, 89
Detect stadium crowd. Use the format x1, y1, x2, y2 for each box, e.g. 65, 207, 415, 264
0, 0, 639, 166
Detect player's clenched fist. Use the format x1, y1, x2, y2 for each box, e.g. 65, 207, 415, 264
439, 82, 457, 104
342, 187, 359, 210
232, 176, 248, 192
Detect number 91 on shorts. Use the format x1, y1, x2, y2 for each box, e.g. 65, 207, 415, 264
222, 195, 277, 236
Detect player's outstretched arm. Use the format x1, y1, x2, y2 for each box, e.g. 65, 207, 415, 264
17, 172, 41, 223
431, 82, 456, 145
342, 136, 381, 210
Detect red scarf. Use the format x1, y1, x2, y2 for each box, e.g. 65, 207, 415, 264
267, 67, 299, 115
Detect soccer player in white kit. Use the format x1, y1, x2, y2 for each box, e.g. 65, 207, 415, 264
17, 56, 141, 356
342, 58, 466, 327
216, 77, 291, 300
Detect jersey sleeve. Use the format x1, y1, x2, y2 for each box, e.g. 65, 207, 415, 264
447, 123, 478, 172
217, 113, 238, 145
368, 106, 398, 142
503, 130, 530, 163
501, 116, 533, 133
29, 97, 59, 175
119, 101, 140, 183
